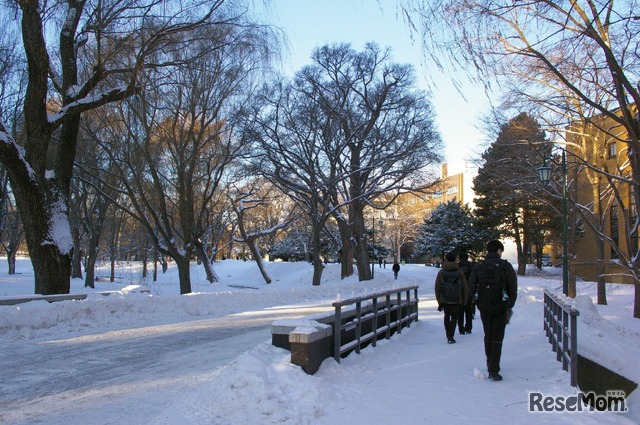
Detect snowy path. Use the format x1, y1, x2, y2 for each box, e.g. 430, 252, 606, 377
0, 260, 636, 424
0, 303, 332, 425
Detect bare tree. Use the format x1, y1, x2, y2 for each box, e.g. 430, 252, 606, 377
0, 0, 236, 295
71, 122, 122, 287
247, 75, 345, 285
229, 179, 295, 284
96, 21, 273, 294
308, 43, 442, 281
250, 42, 442, 284
0, 17, 25, 276
0, 178, 24, 275
378, 193, 428, 263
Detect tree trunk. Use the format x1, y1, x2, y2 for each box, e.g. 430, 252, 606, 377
32, 245, 72, 295
153, 249, 158, 282
311, 231, 324, 286
83, 227, 102, 288
512, 211, 526, 276
245, 238, 271, 284
7, 250, 15, 275
71, 224, 83, 279
335, 215, 355, 279
110, 253, 116, 283
351, 205, 371, 281
195, 241, 219, 283
85, 255, 97, 289
10, 186, 74, 294
595, 238, 607, 305
174, 255, 192, 295
254, 253, 271, 285
353, 236, 370, 281
142, 249, 148, 279
15, 187, 73, 295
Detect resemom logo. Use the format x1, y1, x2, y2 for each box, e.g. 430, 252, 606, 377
529, 390, 629, 413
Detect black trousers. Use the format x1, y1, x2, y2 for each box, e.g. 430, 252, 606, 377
443, 304, 460, 339
457, 303, 473, 332
480, 309, 508, 373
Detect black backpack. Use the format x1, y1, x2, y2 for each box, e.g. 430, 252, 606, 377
441, 270, 462, 304
459, 261, 471, 280
474, 259, 509, 315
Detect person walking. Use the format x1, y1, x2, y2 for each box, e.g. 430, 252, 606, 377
457, 253, 474, 335
392, 261, 400, 279
468, 240, 518, 381
435, 252, 468, 344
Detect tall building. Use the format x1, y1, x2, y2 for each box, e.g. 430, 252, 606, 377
424, 161, 478, 212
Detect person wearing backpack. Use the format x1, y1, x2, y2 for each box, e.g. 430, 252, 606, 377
468, 240, 518, 381
392, 261, 400, 279
457, 253, 474, 335
435, 252, 469, 344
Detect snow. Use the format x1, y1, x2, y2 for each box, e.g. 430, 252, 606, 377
44, 198, 74, 254
1, 257, 638, 424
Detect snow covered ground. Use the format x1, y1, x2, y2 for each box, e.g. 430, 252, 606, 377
0, 257, 638, 424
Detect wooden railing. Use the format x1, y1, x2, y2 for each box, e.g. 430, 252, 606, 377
271, 285, 419, 374
543, 289, 580, 386
332, 286, 419, 363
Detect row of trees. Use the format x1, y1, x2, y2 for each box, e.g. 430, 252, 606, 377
0, 1, 443, 294
245, 43, 442, 285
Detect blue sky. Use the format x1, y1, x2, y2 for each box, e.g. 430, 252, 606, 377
263, 0, 490, 166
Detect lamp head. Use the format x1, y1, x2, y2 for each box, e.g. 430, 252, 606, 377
537, 160, 552, 185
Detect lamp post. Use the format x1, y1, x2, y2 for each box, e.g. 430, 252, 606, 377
537, 149, 569, 296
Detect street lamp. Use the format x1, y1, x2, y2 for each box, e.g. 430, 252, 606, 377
537, 149, 569, 296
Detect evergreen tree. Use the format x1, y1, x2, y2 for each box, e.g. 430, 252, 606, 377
472, 112, 556, 274
415, 200, 483, 259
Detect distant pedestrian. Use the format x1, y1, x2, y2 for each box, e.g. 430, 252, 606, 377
468, 240, 518, 381
435, 252, 468, 344
457, 253, 474, 335
383, 260, 387, 269
392, 261, 400, 279
379, 258, 383, 268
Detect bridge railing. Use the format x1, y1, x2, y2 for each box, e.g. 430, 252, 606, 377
543, 289, 580, 387
332, 286, 419, 363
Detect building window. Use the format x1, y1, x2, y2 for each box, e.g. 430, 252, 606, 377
608, 142, 617, 158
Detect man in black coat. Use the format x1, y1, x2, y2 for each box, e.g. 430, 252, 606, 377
457, 252, 474, 335
392, 261, 400, 279
468, 240, 518, 381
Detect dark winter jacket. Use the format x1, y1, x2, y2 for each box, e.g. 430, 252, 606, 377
458, 259, 474, 303
434, 261, 469, 306
392, 262, 400, 272
468, 252, 518, 309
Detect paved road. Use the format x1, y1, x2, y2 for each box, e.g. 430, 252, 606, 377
0, 304, 331, 424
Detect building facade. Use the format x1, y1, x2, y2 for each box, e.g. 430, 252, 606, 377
567, 111, 638, 284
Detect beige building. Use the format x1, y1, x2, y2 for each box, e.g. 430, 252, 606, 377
424, 161, 477, 213
566, 110, 638, 284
